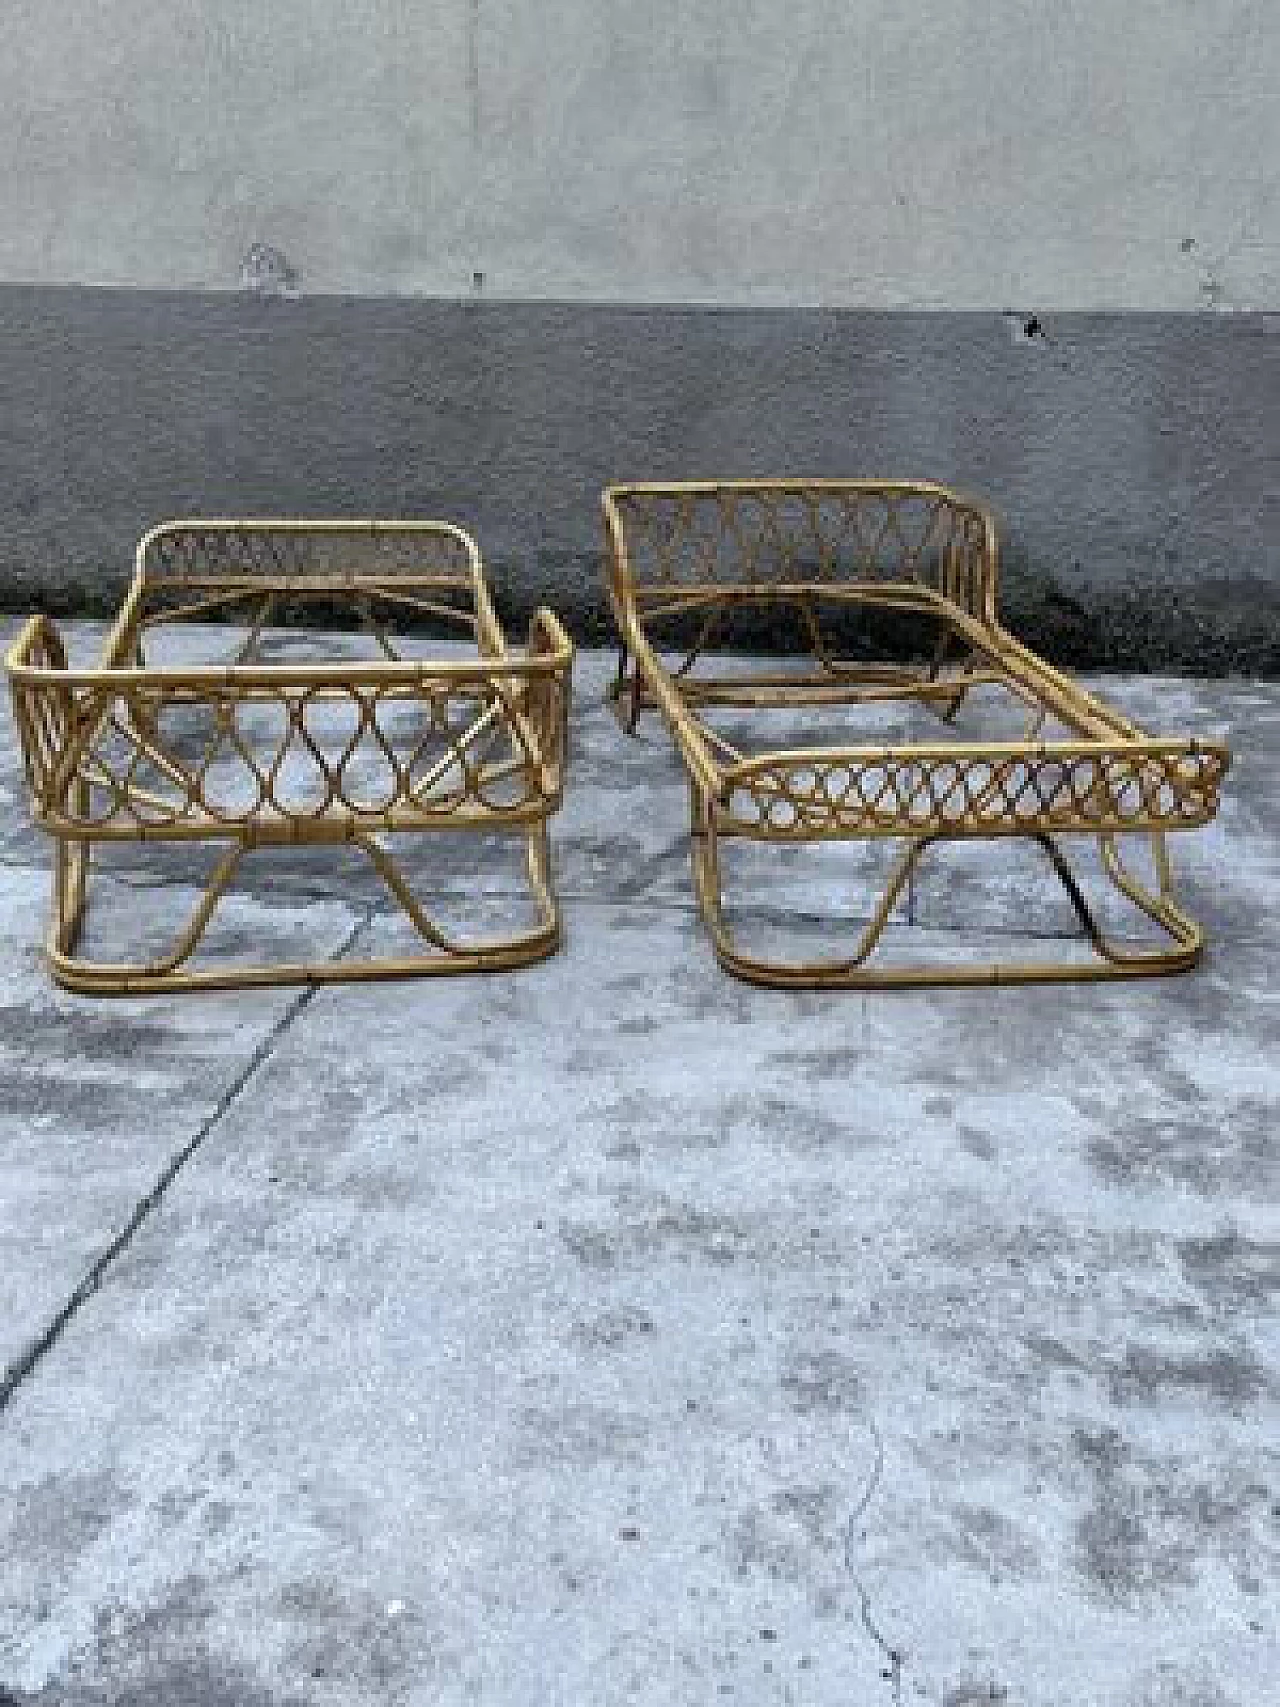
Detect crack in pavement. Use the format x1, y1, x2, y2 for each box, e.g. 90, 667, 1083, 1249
0, 909, 373, 1419
843, 1414, 905, 1704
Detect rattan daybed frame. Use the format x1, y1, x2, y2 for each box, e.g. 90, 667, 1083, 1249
6, 520, 572, 993
603, 479, 1230, 987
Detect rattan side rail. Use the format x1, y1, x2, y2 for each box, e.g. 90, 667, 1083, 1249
5, 521, 572, 993
603, 480, 1230, 988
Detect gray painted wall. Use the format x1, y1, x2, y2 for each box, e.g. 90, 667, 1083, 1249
0, 4, 1276, 664
1, 289, 1275, 671
1, 1, 1276, 308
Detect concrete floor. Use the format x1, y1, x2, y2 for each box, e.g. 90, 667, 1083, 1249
0, 626, 1277, 1706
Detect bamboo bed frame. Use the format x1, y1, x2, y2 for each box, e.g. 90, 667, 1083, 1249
5, 521, 572, 993
603, 479, 1230, 987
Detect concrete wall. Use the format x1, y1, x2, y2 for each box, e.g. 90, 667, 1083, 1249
3, 0, 1276, 307
0, 2, 1276, 665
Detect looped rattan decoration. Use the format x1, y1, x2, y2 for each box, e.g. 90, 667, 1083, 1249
5, 520, 573, 992
603, 479, 1230, 987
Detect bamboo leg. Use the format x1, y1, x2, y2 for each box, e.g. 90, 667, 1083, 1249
50, 778, 90, 956
688, 810, 1205, 988
48, 843, 244, 993
609, 642, 645, 735
46, 824, 564, 995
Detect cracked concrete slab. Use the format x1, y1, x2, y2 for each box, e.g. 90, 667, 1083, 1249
0, 863, 362, 1379
0, 635, 1276, 1706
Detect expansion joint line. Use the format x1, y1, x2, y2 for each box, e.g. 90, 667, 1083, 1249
0, 908, 372, 1417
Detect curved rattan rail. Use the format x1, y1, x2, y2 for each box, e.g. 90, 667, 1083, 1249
603, 479, 1230, 987
6, 520, 573, 993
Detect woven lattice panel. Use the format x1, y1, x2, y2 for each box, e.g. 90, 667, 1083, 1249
140, 522, 475, 585
611, 484, 992, 615
723, 746, 1227, 837
20, 673, 564, 837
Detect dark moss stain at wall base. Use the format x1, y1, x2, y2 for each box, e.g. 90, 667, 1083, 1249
1000, 580, 1280, 677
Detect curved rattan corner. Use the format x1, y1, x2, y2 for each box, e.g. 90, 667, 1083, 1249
5, 519, 573, 993
602, 479, 1230, 987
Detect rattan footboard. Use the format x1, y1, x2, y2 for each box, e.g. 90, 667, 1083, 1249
603, 480, 1230, 986
6, 520, 573, 992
